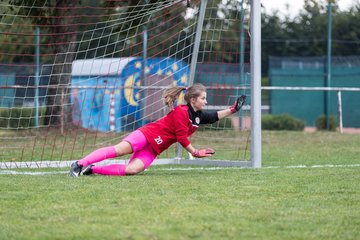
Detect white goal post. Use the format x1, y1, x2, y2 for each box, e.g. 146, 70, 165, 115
0, 0, 262, 169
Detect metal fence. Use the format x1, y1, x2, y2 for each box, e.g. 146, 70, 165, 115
269, 56, 360, 128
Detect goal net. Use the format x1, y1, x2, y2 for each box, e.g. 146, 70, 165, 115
0, 0, 260, 169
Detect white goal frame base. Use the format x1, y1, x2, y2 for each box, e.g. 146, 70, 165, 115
0, 158, 251, 169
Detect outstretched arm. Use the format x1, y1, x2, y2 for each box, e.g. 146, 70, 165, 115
217, 108, 233, 120
217, 95, 246, 120
185, 143, 197, 154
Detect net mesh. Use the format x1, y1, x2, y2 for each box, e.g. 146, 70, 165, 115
0, 0, 251, 168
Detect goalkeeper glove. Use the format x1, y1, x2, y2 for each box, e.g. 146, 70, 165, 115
230, 95, 246, 113
192, 148, 215, 158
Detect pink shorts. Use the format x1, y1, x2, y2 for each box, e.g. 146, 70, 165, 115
123, 130, 157, 169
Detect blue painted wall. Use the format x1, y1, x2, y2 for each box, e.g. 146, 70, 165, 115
71, 58, 189, 132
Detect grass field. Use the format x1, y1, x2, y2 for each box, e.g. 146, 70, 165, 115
1, 131, 360, 239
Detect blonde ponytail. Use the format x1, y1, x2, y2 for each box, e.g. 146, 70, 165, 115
163, 86, 186, 108
163, 83, 206, 108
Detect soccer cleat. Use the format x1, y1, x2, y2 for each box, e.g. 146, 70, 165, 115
69, 161, 83, 177
81, 164, 94, 176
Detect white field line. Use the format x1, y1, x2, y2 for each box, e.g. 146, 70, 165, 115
1, 164, 360, 175
153, 164, 360, 170
0, 170, 68, 175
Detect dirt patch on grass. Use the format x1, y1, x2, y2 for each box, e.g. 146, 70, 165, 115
304, 127, 360, 134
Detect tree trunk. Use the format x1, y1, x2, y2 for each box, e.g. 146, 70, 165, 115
44, 0, 80, 127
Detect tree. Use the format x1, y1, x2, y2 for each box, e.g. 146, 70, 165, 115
331, 4, 360, 56
2, 0, 82, 126
261, 0, 360, 75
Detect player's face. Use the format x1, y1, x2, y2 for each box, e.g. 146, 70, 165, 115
191, 91, 207, 111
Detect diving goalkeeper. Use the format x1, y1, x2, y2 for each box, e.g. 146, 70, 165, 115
69, 83, 246, 177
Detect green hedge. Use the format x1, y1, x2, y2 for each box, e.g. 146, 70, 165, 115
0, 107, 46, 128
262, 114, 305, 131
315, 115, 337, 131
